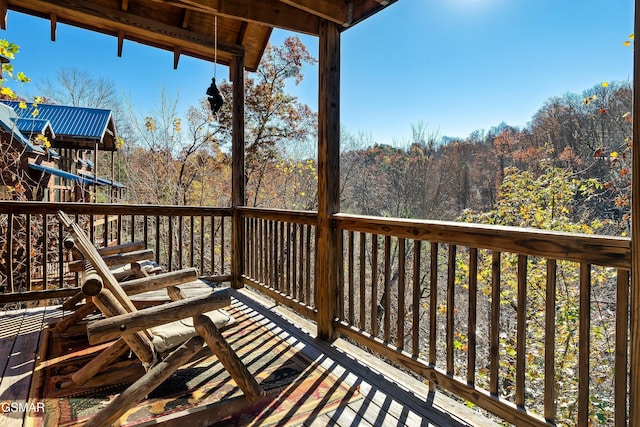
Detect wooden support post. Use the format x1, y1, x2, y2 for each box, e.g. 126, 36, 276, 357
83, 336, 205, 427
67, 338, 130, 387
316, 20, 341, 340
631, 1, 640, 424
193, 314, 263, 401
231, 52, 246, 290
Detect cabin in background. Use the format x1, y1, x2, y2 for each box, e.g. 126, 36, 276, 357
0, 100, 124, 202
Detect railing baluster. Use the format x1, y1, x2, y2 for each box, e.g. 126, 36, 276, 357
168, 216, 174, 270
89, 214, 95, 244
286, 222, 292, 296
26, 214, 32, 291
615, 268, 630, 426
43, 214, 48, 291
214, 215, 218, 275
258, 218, 263, 283
348, 230, 355, 325
359, 232, 366, 330
516, 254, 527, 408
130, 214, 135, 243
103, 214, 108, 246
117, 213, 122, 245
446, 244, 456, 376
298, 223, 305, 302
490, 251, 501, 396
305, 224, 312, 306
338, 229, 344, 319
58, 217, 64, 287
220, 216, 225, 275
429, 242, 438, 390
143, 215, 148, 250
384, 235, 391, 342
178, 216, 183, 269
468, 247, 478, 387
578, 262, 591, 426
155, 215, 160, 266
7, 213, 14, 293
200, 215, 205, 273
545, 259, 557, 422
371, 233, 378, 337
397, 237, 406, 350
190, 216, 194, 268
292, 223, 298, 300
412, 240, 421, 358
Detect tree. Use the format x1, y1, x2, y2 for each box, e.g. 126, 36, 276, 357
216, 36, 318, 207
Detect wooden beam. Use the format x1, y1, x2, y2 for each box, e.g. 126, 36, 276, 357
215, 0, 320, 35
279, 0, 348, 25
316, 20, 340, 340
630, 0, 640, 425
50, 13, 56, 41
10, 0, 245, 58
231, 52, 245, 289
173, 46, 181, 69
117, 30, 124, 56
0, 0, 7, 30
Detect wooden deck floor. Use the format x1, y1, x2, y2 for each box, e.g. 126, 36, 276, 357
0, 288, 498, 427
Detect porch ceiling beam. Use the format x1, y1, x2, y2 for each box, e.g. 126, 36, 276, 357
214, 0, 320, 36
279, 0, 348, 25
8, 0, 244, 56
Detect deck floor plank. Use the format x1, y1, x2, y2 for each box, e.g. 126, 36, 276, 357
0, 307, 46, 427
2, 288, 499, 427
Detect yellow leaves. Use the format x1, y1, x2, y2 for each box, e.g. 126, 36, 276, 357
16, 71, 30, 83
18, 101, 26, 109
145, 117, 156, 132
173, 118, 182, 132
624, 34, 634, 46
0, 86, 16, 98
610, 151, 618, 159
31, 108, 39, 117
601, 81, 609, 88
583, 94, 597, 105
34, 133, 51, 148
115, 137, 126, 149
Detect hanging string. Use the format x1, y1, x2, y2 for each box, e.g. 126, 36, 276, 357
206, 14, 224, 115
214, 15, 217, 80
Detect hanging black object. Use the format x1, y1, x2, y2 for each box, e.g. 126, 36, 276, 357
207, 77, 224, 114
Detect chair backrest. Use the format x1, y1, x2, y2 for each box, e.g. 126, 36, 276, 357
57, 210, 137, 313
57, 210, 156, 364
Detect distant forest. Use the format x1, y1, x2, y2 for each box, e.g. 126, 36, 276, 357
7, 37, 633, 237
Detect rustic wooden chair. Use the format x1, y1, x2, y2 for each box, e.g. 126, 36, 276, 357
56, 210, 263, 427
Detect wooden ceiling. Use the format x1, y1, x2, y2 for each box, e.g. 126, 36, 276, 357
5, 0, 397, 72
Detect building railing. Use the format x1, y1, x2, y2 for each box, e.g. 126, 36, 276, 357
0, 202, 232, 298
332, 213, 631, 427
0, 202, 633, 425
239, 207, 317, 320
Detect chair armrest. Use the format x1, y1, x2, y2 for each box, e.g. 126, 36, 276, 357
87, 288, 230, 345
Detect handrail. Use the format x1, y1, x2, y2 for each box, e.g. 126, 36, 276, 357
333, 212, 631, 269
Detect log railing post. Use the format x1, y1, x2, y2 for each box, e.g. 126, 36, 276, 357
231, 52, 245, 289
316, 20, 340, 340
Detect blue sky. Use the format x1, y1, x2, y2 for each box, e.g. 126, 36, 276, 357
1, 0, 634, 146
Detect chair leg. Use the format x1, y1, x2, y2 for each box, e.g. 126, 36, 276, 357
84, 336, 205, 427
194, 314, 264, 402
64, 338, 130, 387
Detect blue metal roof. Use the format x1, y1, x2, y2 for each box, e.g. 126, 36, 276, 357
14, 118, 56, 138
78, 172, 125, 188
1, 101, 113, 142
28, 162, 95, 185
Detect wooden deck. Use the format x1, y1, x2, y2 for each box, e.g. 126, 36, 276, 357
0, 288, 498, 427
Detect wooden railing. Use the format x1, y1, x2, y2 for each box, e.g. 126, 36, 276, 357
0, 202, 633, 425
0, 202, 232, 299
332, 213, 631, 427
239, 207, 317, 320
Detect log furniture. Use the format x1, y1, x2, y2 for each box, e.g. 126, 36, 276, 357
56, 210, 263, 427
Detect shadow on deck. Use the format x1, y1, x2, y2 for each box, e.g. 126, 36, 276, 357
0, 288, 496, 427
